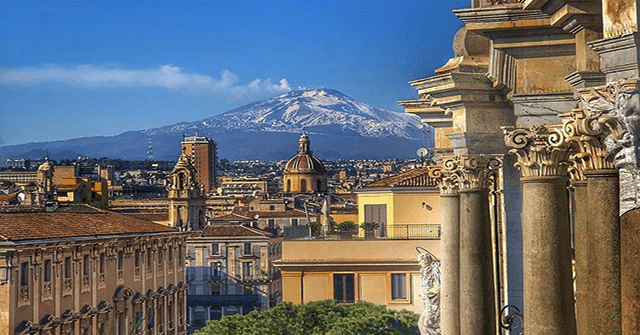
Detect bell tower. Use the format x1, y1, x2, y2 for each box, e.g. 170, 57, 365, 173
168, 152, 207, 231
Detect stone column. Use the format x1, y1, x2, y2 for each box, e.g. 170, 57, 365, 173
429, 164, 460, 335
561, 108, 623, 334
578, 80, 640, 334
504, 125, 577, 335
570, 180, 590, 335
447, 155, 500, 335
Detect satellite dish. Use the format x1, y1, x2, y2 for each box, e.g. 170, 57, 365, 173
416, 148, 429, 157
17, 193, 26, 203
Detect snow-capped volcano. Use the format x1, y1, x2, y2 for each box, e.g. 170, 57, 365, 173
152, 88, 427, 139
0, 89, 433, 161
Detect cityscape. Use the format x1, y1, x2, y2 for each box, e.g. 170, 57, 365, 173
2, 1, 640, 335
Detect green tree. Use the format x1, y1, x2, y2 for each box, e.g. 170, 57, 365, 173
194, 300, 420, 335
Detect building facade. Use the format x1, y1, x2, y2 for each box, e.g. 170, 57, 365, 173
185, 225, 281, 333
0, 204, 189, 335
181, 135, 217, 194
356, 166, 442, 239
274, 239, 440, 315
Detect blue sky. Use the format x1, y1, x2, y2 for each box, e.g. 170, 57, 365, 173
0, 0, 468, 146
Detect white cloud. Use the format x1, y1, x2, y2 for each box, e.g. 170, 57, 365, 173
0, 64, 292, 99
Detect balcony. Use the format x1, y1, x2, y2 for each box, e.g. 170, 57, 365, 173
187, 294, 260, 307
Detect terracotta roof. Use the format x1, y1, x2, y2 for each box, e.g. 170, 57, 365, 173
216, 206, 317, 221
201, 224, 273, 237
211, 212, 252, 222
0, 205, 177, 241
361, 166, 439, 188
125, 213, 170, 222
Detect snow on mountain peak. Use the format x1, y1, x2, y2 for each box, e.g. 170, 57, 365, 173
155, 88, 428, 140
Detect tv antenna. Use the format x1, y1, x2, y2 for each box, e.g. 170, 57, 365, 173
416, 148, 429, 165
146, 135, 154, 160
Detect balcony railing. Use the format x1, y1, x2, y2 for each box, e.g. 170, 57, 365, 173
387, 224, 441, 239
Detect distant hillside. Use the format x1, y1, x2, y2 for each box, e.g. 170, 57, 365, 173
0, 88, 433, 161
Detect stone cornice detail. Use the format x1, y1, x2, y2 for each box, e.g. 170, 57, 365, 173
579, 79, 640, 169
503, 124, 572, 177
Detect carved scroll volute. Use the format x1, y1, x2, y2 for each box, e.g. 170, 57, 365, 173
440, 155, 501, 191
503, 125, 573, 178
561, 109, 616, 182
457, 155, 502, 191
579, 79, 640, 169
427, 164, 457, 195
440, 157, 460, 195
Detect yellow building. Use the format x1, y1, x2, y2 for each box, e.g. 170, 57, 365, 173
273, 238, 441, 314
283, 133, 327, 194
355, 166, 441, 238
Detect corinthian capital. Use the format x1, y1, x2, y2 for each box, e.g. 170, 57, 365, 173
503, 125, 572, 178
441, 155, 502, 191
426, 164, 458, 195
560, 109, 617, 181
579, 79, 640, 169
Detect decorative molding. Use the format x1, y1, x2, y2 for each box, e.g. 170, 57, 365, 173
579, 79, 640, 169
440, 155, 502, 191
503, 124, 572, 178
560, 108, 618, 181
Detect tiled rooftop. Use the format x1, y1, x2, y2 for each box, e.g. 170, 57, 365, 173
201, 224, 273, 238
0, 204, 177, 241
361, 166, 439, 188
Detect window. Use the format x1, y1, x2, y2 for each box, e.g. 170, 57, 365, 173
211, 284, 221, 295
301, 179, 307, 192
291, 218, 298, 226
269, 205, 275, 211
210, 262, 221, 279
391, 274, 407, 300
147, 248, 153, 272
83, 255, 90, 276
117, 251, 124, 270
158, 249, 164, 265
65, 257, 72, 278
268, 219, 275, 229
333, 274, 354, 303
135, 250, 140, 268
242, 262, 252, 279
168, 246, 174, 263
44, 259, 52, 282
211, 243, 219, 255
99, 253, 105, 274
20, 262, 29, 287
244, 243, 252, 255
364, 204, 387, 237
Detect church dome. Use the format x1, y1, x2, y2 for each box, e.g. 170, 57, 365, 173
284, 133, 326, 174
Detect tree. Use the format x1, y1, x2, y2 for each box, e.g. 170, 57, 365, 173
194, 300, 420, 335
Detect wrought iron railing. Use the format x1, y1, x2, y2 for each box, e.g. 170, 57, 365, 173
386, 224, 441, 239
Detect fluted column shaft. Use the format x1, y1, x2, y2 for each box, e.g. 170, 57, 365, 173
459, 187, 495, 335
440, 192, 460, 335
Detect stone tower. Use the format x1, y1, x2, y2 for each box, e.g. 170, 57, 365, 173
283, 133, 327, 194
168, 153, 206, 231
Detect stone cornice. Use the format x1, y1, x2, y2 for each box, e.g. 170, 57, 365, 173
503, 124, 572, 177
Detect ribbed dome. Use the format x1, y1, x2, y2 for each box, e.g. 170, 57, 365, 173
284, 133, 326, 174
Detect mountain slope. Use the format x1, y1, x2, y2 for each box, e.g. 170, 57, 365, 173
0, 88, 432, 161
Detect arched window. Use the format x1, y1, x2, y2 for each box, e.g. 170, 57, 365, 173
301, 179, 307, 193
317, 179, 322, 192
286, 179, 291, 192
